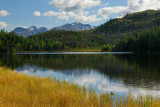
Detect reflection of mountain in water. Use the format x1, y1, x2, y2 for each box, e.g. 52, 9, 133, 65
0, 53, 160, 91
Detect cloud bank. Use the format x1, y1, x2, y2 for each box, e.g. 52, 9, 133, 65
34, 0, 160, 24
34, 0, 102, 24
98, 0, 160, 18
42, 11, 101, 24
48, 0, 101, 12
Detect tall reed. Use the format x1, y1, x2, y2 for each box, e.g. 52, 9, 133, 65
0, 67, 159, 107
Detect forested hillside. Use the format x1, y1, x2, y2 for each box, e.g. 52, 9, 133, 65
0, 30, 65, 52
1, 10, 160, 53
94, 10, 160, 37
113, 26, 160, 53
31, 30, 107, 49
94, 10, 160, 52
0, 30, 107, 53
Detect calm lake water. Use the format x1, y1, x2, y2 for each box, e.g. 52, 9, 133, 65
1, 52, 160, 97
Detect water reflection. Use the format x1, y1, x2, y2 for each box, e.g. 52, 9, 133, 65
0, 53, 160, 97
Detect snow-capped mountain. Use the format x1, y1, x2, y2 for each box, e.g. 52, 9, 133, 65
51, 22, 96, 31
12, 23, 97, 37
12, 26, 48, 37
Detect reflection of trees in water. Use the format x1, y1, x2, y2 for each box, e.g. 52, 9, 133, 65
0, 54, 24, 69
0, 54, 160, 88
112, 54, 160, 89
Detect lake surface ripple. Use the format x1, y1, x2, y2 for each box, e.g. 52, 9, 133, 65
1, 52, 160, 97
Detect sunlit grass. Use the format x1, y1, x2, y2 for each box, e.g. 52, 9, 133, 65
69, 48, 101, 52
0, 67, 160, 107
57, 47, 102, 52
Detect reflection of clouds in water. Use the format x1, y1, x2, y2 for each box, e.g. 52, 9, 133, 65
132, 89, 159, 97
75, 75, 97, 86
16, 65, 160, 97
98, 84, 127, 93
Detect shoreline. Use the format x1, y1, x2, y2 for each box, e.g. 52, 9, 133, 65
0, 67, 159, 106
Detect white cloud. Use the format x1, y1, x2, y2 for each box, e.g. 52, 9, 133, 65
98, 6, 128, 18
35, 0, 102, 24
48, 0, 101, 12
18, 26, 28, 29
37, 0, 160, 24
0, 22, 7, 28
128, 0, 160, 12
100, 3, 109, 7
74, 14, 102, 24
33, 11, 41, 16
43, 11, 56, 17
0, 10, 10, 17
43, 11, 102, 24
78, 11, 89, 16
98, 0, 160, 18
43, 11, 75, 20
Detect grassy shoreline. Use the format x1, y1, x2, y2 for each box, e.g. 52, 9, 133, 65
0, 67, 160, 107
3, 48, 102, 53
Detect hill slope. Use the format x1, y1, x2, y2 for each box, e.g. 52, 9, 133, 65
30, 30, 107, 49
94, 10, 160, 36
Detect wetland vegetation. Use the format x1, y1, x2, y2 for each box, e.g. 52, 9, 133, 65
0, 67, 160, 107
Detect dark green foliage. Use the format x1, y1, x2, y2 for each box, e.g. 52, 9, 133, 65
113, 36, 137, 52
1, 10, 160, 53
29, 30, 107, 49
1, 54, 160, 81
0, 30, 107, 53
0, 30, 65, 53
113, 26, 160, 52
94, 10, 160, 38
101, 44, 114, 51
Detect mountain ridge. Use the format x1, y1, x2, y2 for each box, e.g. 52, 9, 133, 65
51, 22, 96, 31
12, 26, 48, 37
12, 23, 96, 37
93, 10, 160, 36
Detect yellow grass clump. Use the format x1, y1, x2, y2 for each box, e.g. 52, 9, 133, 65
0, 67, 160, 107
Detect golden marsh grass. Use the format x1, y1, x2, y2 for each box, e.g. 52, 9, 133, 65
0, 67, 160, 107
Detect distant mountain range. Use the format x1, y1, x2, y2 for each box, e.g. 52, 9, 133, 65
12, 26, 48, 37
51, 22, 96, 31
12, 23, 97, 37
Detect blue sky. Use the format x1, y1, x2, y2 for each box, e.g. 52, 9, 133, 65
0, 0, 160, 31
